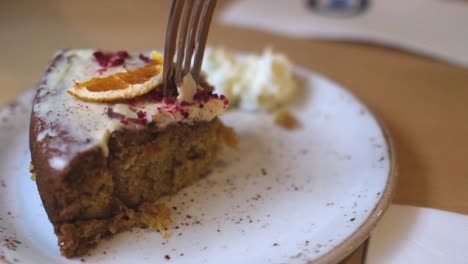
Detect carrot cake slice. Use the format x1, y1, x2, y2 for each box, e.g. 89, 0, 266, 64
29, 49, 236, 257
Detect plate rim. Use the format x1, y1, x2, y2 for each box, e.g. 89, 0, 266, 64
307, 73, 398, 264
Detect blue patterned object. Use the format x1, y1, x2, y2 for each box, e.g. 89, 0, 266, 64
307, 0, 369, 16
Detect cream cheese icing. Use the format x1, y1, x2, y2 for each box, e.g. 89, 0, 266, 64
33, 49, 228, 171
177, 73, 198, 104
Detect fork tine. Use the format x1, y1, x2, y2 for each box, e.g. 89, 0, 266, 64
191, 0, 217, 83
182, 0, 203, 77
174, 0, 195, 84
163, 0, 184, 96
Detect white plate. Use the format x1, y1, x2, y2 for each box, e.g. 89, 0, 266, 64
0, 67, 395, 264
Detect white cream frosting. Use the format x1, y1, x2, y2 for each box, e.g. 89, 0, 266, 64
112, 104, 139, 119
202, 47, 297, 111
33, 49, 228, 171
177, 73, 198, 104
49, 157, 67, 171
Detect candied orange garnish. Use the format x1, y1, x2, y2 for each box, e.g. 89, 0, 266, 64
151, 51, 164, 64
117, 64, 161, 84
68, 62, 163, 102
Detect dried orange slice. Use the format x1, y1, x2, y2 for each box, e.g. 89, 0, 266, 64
68, 62, 163, 102
151, 51, 164, 64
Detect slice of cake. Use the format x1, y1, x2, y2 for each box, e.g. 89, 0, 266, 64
29, 49, 236, 257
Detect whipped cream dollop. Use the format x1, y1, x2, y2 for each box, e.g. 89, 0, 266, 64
202, 47, 297, 111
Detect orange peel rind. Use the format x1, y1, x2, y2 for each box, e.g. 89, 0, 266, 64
68, 63, 163, 102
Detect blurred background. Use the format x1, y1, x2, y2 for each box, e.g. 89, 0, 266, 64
1, 0, 467, 263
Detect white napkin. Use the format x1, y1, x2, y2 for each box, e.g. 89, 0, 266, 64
369, 205, 468, 264
221, 0, 468, 69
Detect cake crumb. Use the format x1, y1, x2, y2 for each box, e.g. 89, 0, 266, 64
274, 109, 300, 130
139, 203, 172, 239
29, 163, 36, 181
164, 255, 171, 260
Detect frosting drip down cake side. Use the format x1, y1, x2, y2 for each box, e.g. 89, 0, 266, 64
29, 49, 237, 257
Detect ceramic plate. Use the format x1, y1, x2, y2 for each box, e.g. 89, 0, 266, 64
0, 66, 395, 264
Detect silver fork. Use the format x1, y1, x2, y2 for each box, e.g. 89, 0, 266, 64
163, 0, 218, 95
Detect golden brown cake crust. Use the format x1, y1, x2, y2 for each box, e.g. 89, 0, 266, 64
29, 53, 69, 224
30, 116, 236, 257
29, 52, 236, 257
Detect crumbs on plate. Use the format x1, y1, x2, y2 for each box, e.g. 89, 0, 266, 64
274, 109, 301, 130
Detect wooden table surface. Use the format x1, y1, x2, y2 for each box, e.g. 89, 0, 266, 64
1, 0, 467, 262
